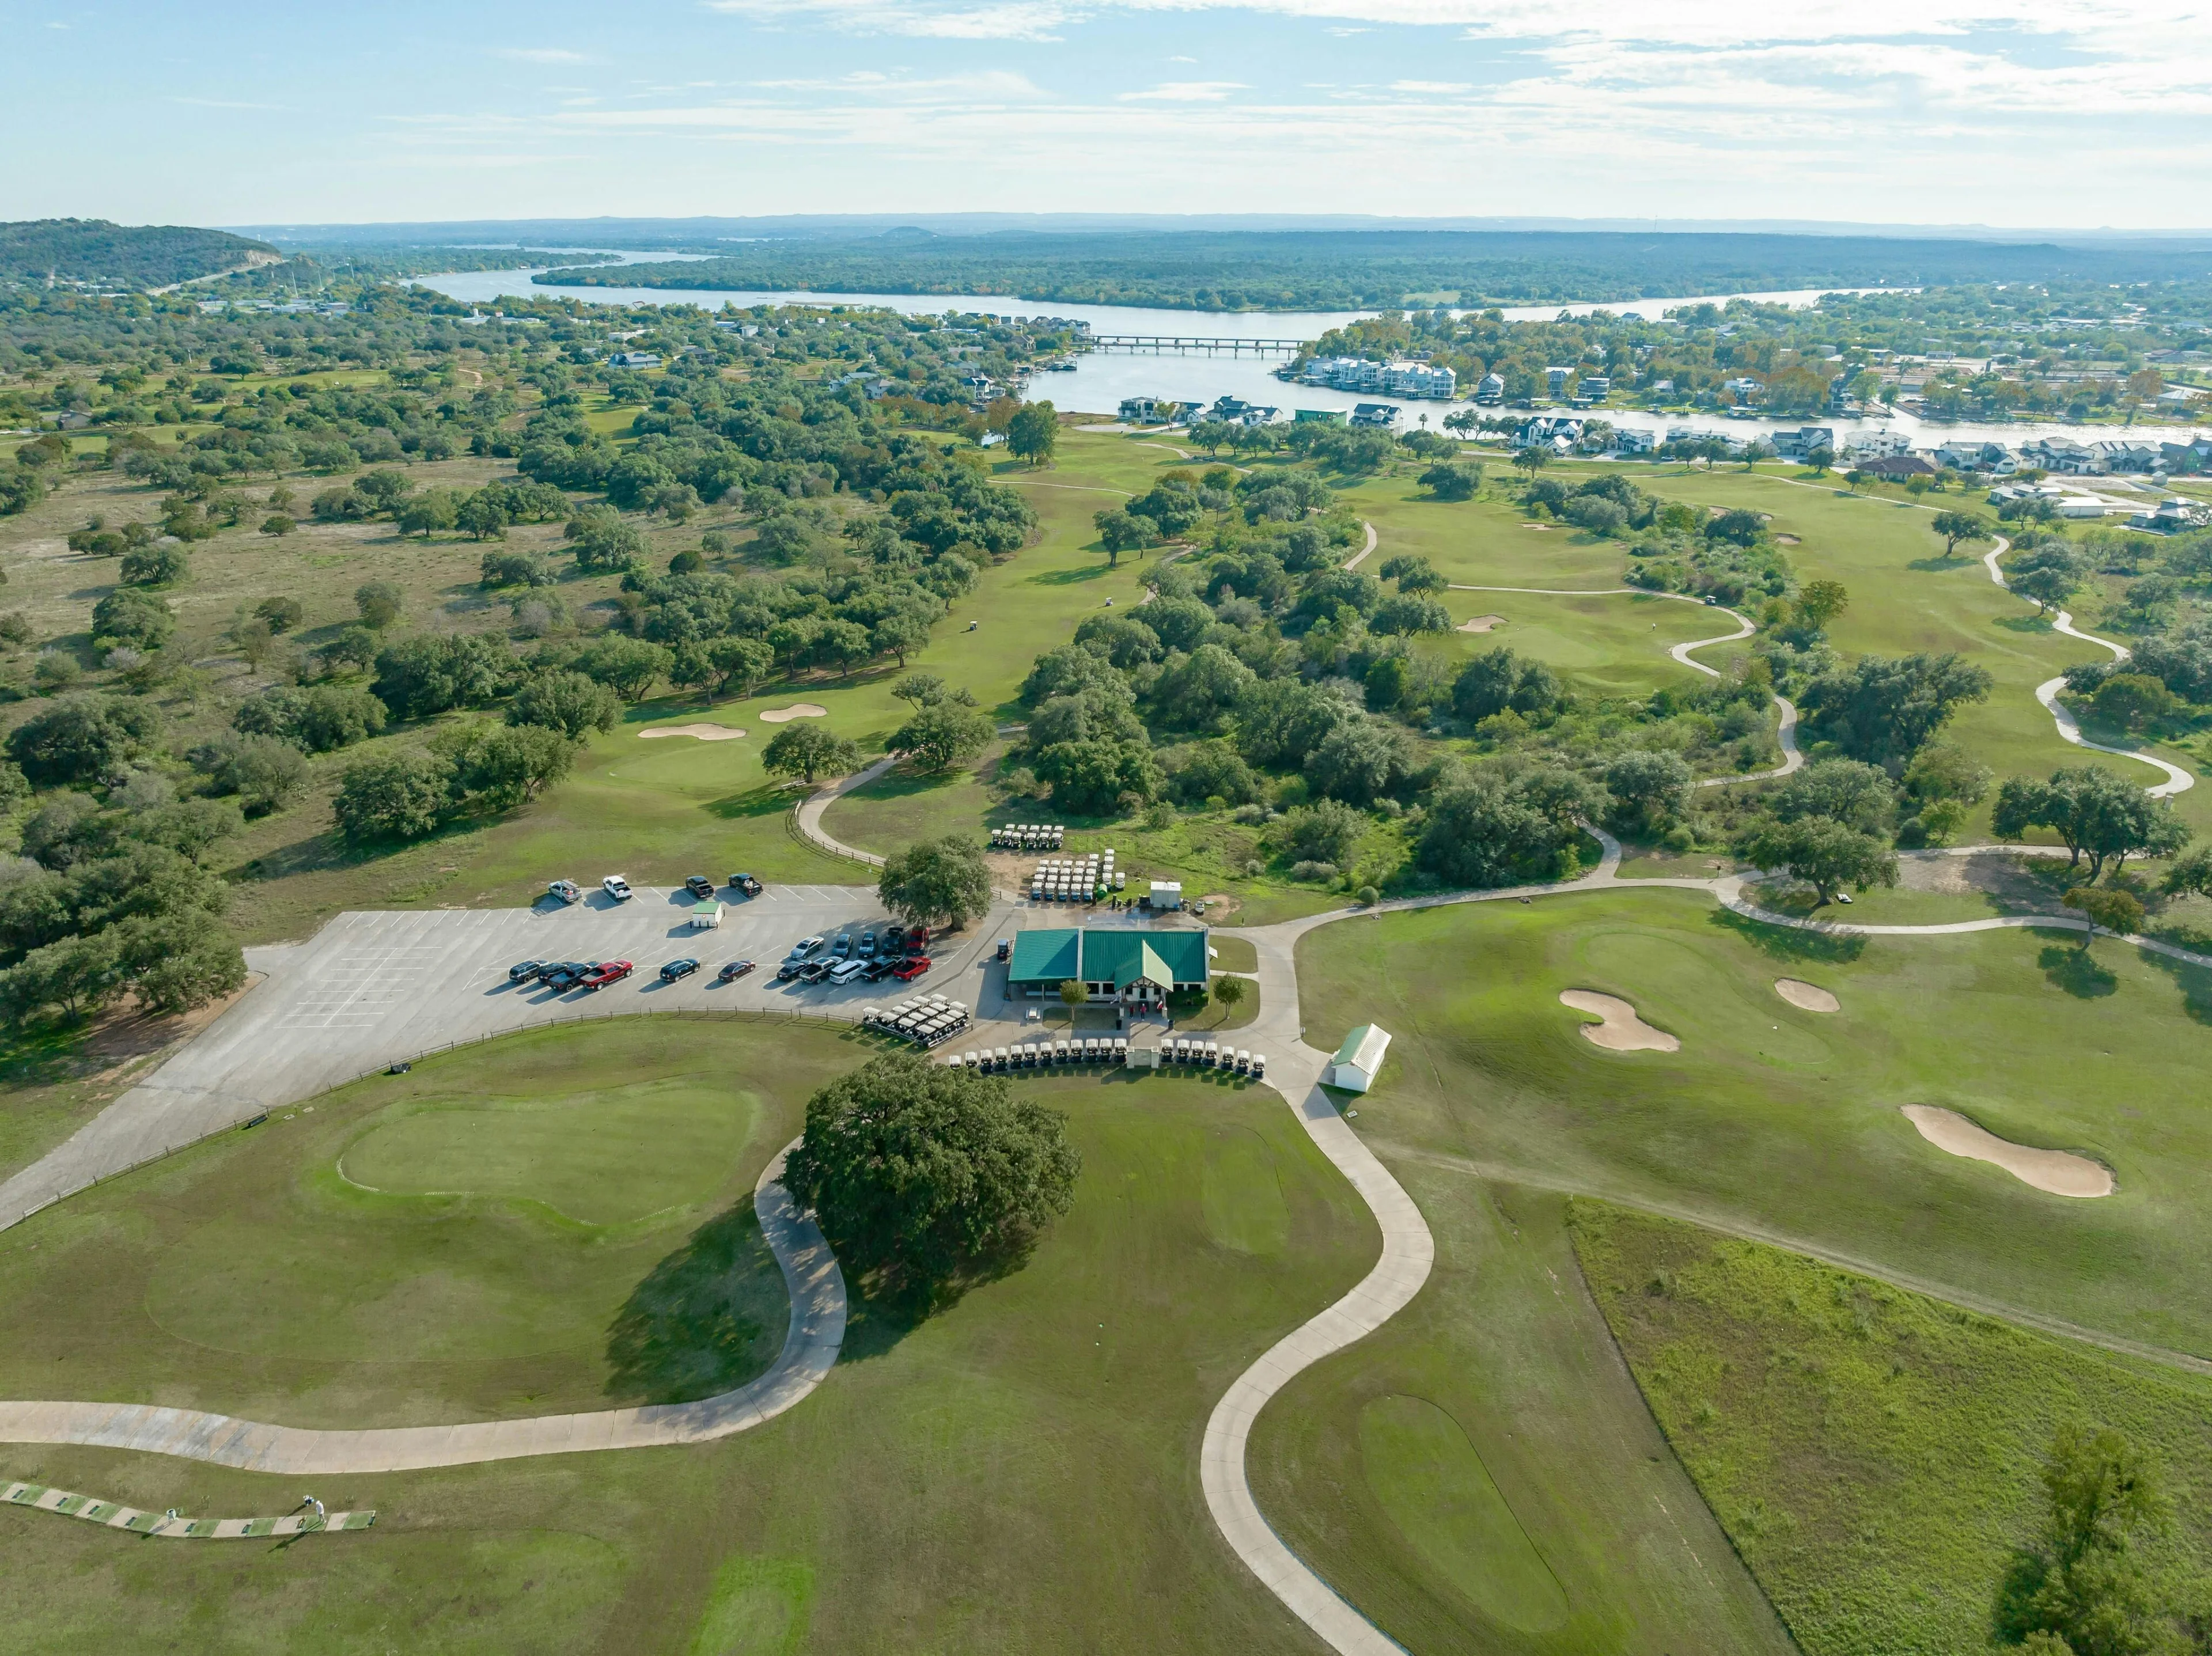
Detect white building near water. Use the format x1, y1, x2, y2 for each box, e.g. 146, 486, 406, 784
1324, 1024, 1392, 1094
1382, 361, 1457, 399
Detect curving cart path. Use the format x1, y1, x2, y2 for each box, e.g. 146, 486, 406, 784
1445, 582, 1802, 783
793, 756, 896, 867
1982, 536, 2194, 797
0, 1142, 846, 1473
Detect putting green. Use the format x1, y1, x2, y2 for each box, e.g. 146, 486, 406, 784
338, 1079, 759, 1227
1358, 1394, 1569, 1634
3, 1020, 824, 1426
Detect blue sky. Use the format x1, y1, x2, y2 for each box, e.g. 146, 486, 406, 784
4, 0, 2206, 229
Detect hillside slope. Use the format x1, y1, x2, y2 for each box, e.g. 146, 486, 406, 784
0, 218, 279, 289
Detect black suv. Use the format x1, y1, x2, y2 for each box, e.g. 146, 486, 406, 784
684, 875, 715, 900
661, 957, 702, 982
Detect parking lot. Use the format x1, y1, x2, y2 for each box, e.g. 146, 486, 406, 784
0, 881, 1016, 1229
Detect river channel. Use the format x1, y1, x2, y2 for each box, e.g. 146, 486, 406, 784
415, 254, 2204, 454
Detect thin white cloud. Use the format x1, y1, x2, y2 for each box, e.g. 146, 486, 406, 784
703, 0, 1073, 40
1119, 79, 1246, 100
1169, 53, 1196, 62
1391, 79, 1469, 93
497, 47, 590, 63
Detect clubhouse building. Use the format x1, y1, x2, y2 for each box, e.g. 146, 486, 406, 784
1006, 927, 1210, 1008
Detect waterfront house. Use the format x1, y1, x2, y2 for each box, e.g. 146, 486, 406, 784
1350, 403, 1400, 428
1856, 454, 1937, 480
1382, 361, 1457, 399
1474, 372, 1505, 404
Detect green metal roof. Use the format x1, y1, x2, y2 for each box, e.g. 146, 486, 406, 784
1007, 927, 1082, 984
1007, 927, 1210, 988
1081, 929, 1208, 988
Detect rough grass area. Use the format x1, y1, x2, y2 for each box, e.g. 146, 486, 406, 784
1299, 886, 2212, 1358
0, 1017, 842, 1426
1571, 1199, 2212, 1656
0, 1022, 1376, 1654
1250, 1173, 1793, 1654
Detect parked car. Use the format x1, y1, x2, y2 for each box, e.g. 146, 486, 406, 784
828, 958, 868, 986
508, 960, 545, 982
995, 938, 1010, 961
892, 957, 931, 982
787, 935, 824, 959
581, 960, 634, 990
776, 961, 803, 982
862, 958, 895, 982
660, 957, 701, 983
684, 875, 715, 900
798, 959, 832, 983
831, 934, 853, 958
859, 930, 877, 956
718, 959, 756, 982
547, 879, 582, 905
883, 924, 907, 951
729, 873, 763, 896
602, 875, 634, 902
543, 961, 592, 990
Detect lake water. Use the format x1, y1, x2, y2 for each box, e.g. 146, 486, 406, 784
414, 255, 2204, 453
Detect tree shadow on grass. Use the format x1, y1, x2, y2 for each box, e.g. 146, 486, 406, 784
2138, 948, 2212, 1026
1026, 563, 1112, 586
2037, 943, 2118, 999
1906, 554, 1973, 574
1994, 615, 2057, 635
704, 783, 799, 822
604, 1204, 789, 1405
846, 761, 972, 804
1706, 903, 1868, 964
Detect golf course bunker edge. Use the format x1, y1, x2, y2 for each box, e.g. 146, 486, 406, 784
1900, 1105, 2114, 1198
1774, 978, 1840, 1013
1559, 990, 1680, 1054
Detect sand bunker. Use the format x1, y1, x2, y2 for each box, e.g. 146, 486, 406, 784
757, 703, 828, 723
1458, 615, 1506, 634
1520, 522, 1553, 531
639, 723, 746, 742
1560, 990, 1680, 1053
1901, 1105, 2113, 1199
1774, 978, 1840, 1013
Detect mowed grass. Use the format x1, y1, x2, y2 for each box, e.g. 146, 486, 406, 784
1297, 886, 2212, 1357
0, 1018, 841, 1426
0, 1025, 1377, 1655
1612, 464, 2207, 836
1249, 1173, 1794, 1655
1573, 1200, 2212, 1656
1438, 586, 1729, 698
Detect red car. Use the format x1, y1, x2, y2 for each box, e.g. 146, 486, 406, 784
891, 957, 931, 982
581, 960, 634, 991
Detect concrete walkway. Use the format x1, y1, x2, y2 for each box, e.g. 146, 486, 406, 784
1342, 520, 1378, 570
792, 756, 897, 868
1983, 535, 2195, 797
1444, 582, 1802, 783
0, 1142, 846, 1473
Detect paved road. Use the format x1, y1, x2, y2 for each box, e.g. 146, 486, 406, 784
0, 1142, 847, 1473
0, 882, 1018, 1229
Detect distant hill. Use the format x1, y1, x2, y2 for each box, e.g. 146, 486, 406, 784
0, 219, 281, 290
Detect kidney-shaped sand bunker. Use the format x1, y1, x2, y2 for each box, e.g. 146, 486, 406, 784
1901, 1105, 2113, 1198
1559, 990, 1680, 1053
